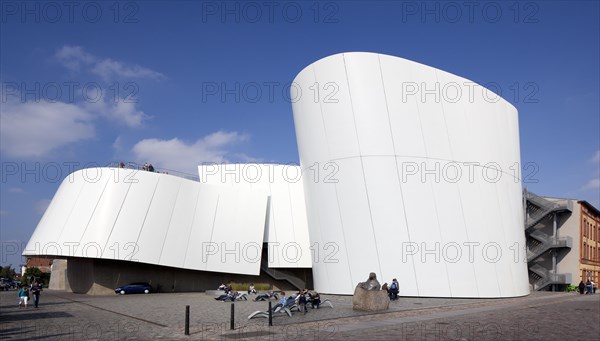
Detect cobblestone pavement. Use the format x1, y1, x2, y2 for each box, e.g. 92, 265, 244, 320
0, 290, 598, 340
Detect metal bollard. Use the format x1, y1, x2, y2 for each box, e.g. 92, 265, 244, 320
268, 301, 272, 326
185, 305, 190, 336
230, 302, 235, 330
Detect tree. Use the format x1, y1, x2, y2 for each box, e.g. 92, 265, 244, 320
21, 267, 49, 286
0, 265, 17, 279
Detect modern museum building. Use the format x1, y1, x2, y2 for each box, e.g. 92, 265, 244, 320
24, 52, 529, 297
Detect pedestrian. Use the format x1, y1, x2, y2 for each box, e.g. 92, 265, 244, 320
18, 286, 29, 308
389, 278, 399, 300
586, 279, 593, 294
578, 280, 585, 294
31, 281, 42, 308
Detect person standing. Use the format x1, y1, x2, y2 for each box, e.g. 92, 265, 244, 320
18, 286, 29, 308
586, 279, 593, 294
31, 281, 42, 308
389, 278, 399, 300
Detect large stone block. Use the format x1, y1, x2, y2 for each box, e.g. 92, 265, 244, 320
352, 287, 389, 311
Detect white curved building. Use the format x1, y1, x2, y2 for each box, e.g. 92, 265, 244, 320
292, 52, 528, 297
24, 52, 528, 297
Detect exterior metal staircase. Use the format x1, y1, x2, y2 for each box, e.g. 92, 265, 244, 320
260, 257, 306, 291
527, 230, 572, 263
524, 190, 573, 291
525, 191, 572, 233
529, 264, 572, 291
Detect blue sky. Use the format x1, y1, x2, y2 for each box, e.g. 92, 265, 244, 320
1, 1, 598, 267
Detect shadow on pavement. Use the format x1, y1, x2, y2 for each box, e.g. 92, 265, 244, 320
0, 310, 73, 322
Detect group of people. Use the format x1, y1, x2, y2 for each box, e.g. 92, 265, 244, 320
214, 290, 239, 301
18, 281, 43, 309
578, 279, 597, 294
381, 278, 400, 300
253, 290, 278, 301
221, 284, 323, 314
142, 163, 155, 172
270, 289, 321, 314
215, 282, 238, 301
117, 162, 158, 173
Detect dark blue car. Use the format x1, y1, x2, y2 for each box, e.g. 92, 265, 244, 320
115, 282, 152, 295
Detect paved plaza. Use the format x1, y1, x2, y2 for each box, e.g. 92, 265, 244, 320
0, 289, 598, 340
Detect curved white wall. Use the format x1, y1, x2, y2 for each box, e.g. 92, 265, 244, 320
24, 168, 268, 275
198, 164, 312, 268
291, 52, 528, 297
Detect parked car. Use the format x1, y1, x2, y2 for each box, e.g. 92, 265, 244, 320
0, 278, 17, 291
115, 282, 152, 295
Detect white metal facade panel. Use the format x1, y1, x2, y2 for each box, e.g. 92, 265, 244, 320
104, 169, 159, 262
56, 170, 111, 257
197, 164, 312, 268
313, 54, 361, 161
24, 171, 86, 256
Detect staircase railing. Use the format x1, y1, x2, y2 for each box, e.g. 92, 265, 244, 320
529, 264, 571, 290
526, 234, 572, 262
260, 258, 305, 290
524, 191, 572, 231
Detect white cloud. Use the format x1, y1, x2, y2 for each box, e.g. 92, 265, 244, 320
1, 90, 148, 160
0, 100, 95, 158
55, 45, 164, 81
91, 59, 165, 82
84, 97, 148, 128
8, 187, 25, 194
582, 178, 600, 191
131, 131, 250, 174
55, 46, 95, 72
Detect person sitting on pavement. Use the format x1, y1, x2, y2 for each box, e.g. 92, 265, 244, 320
298, 289, 308, 314
254, 290, 277, 301
248, 283, 257, 294
215, 290, 236, 302
311, 291, 321, 309
271, 292, 288, 311
285, 294, 296, 307
215, 292, 229, 300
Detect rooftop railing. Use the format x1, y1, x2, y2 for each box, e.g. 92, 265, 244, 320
105, 162, 200, 182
